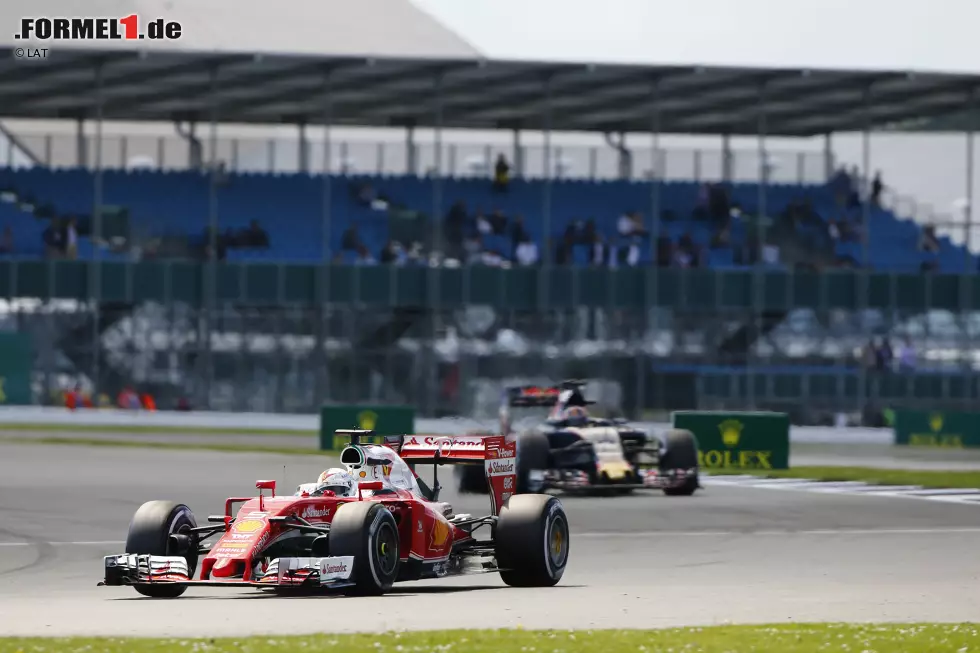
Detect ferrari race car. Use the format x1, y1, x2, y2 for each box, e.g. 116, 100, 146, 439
456, 380, 700, 496
100, 429, 569, 597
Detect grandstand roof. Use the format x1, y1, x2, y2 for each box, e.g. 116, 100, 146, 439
2, 0, 979, 136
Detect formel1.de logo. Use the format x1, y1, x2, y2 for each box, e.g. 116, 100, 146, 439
15, 16, 182, 41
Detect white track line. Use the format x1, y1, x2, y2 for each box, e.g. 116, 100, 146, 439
576, 527, 980, 537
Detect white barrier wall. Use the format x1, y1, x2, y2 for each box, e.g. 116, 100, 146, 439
0, 406, 893, 445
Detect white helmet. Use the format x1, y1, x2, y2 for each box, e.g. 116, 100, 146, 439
313, 468, 356, 497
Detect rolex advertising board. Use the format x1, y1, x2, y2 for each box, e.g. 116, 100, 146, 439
893, 410, 978, 448
670, 411, 790, 470
318, 405, 414, 450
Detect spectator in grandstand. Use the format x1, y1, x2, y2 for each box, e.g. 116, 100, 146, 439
515, 237, 539, 266
201, 226, 227, 261
351, 181, 389, 211
117, 386, 142, 410
379, 240, 400, 264
590, 233, 610, 266
0, 226, 12, 254
897, 338, 916, 371
444, 201, 468, 254
617, 211, 647, 238
42, 218, 65, 259
354, 244, 376, 265
510, 215, 530, 255
341, 223, 362, 252
488, 208, 508, 235
871, 171, 884, 207
475, 209, 492, 236
65, 217, 78, 260
492, 154, 510, 193
554, 233, 574, 265
656, 235, 673, 267
829, 165, 853, 208
242, 220, 270, 249
918, 225, 940, 253
615, 237, 641, 267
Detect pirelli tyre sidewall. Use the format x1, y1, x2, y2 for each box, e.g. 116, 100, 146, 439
125, 500, 199, 598
328, 501, 399, 595
659, 428, 700, 496
495, 494, 569, 587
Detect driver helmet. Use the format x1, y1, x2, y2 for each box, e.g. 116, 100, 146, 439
313, 467, 356, 497
562, 405, 589, 426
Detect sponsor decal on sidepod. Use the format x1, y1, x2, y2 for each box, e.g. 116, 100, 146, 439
301, 506, 330, 519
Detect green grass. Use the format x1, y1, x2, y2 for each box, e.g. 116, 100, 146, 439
710, 465, 980, 489
0, 435, 335, 456
0, 624, 978, 652
0, 422, 315, 436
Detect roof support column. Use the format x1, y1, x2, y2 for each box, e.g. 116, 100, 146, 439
76, 117, 87, 169
641, 75, 663, 419
316, 68, 334, 407
748, 80, 769, 411
88, 59, 105, 392
406, 123, 416, 176
649, 77, 662, 265
856, 83, 872, 420
423, 70, 445, 417
298, 120, 308, 175
512, 128, 522, 179
823, 133, 834, 181
202, 63, 221, 410
963, 88, 975, 272
541, 74, 553, 267
721, 133, 732, 183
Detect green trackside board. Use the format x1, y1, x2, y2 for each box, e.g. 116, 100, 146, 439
893, 409, 980, 448
319, 405, 415, 450
671, 410, 790, 470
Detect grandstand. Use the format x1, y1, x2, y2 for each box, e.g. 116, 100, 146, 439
0, 0, 978, 421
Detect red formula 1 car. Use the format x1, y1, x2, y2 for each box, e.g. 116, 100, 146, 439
100, 429, 569, 597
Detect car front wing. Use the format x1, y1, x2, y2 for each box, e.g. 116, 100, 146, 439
530, 466, 699, 491
100, 553, 356, 590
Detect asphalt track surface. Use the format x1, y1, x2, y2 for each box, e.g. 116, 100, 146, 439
2, 442, 980, 637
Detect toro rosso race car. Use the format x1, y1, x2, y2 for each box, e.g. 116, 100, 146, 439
456, 380, 700, 497
100, 429, 569, 597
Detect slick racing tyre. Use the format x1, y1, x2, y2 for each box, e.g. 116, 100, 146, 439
329, 502, 399, 596
515, 432, 551, 494
125, 500, 199, 598
455, 464, 489, 494
659, 428, 700, 496
495, 494, 569, 587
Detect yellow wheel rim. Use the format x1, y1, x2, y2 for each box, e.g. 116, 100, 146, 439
552, 528, 562, 555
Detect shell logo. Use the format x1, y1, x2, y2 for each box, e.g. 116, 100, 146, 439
233, 519, 264, 534
430, 518, 450, 548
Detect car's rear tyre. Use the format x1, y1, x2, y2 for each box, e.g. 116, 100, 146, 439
455, 464, 489, 494
659, 429, 700, 496
125, 500, 199, 598
495, 494, 568, 587
516, 432, 551, 494
328, 501, 399, 596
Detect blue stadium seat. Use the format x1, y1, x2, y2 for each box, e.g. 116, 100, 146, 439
0, 164, 974, 273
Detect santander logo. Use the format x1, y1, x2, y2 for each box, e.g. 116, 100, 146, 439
302, 506, 331, 519
490, 460, 515, 474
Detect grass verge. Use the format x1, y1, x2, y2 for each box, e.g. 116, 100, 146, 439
0, 436, 335, 456
0, 624, 978, 652
0, 422, 315, 436
710, 465, 980, 489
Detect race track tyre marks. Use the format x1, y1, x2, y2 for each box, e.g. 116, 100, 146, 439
659, 429, 700, 497
0, 524, 56, 578
125, 500, 198, 598
495, 494, 569, 587
328, 501, 399, 596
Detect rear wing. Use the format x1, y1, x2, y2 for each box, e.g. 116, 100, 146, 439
396, 433, 514, 465
500, 380, 595, 429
